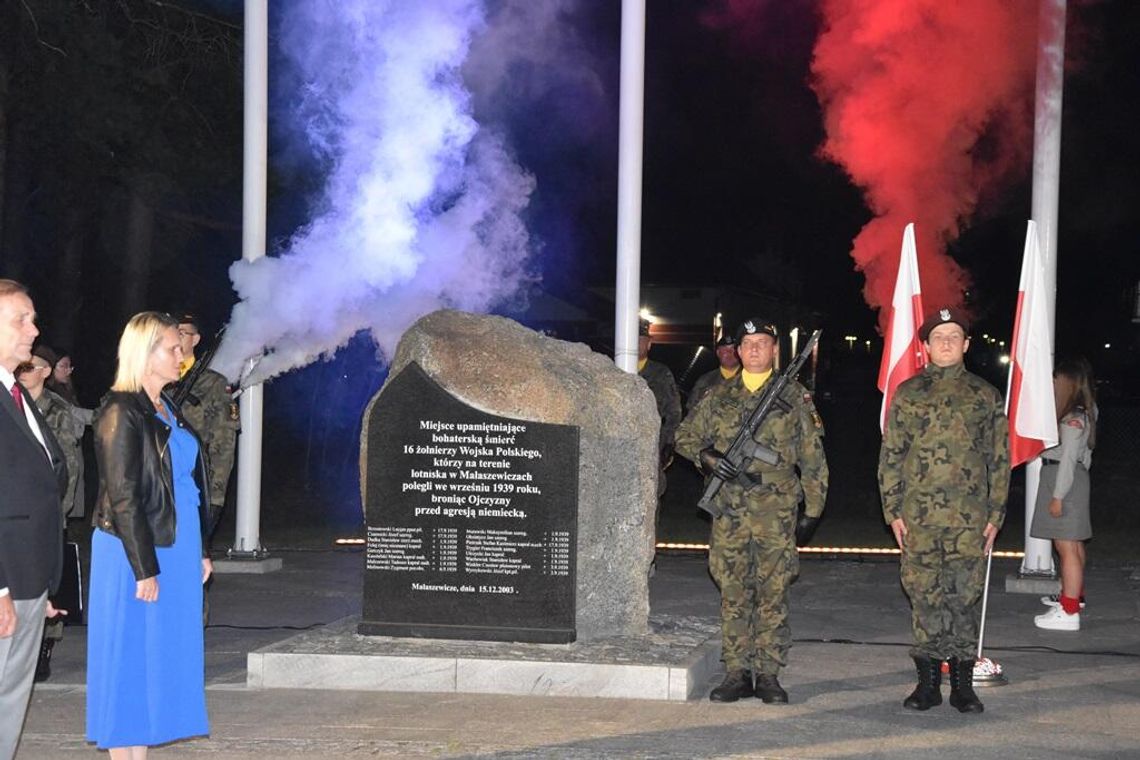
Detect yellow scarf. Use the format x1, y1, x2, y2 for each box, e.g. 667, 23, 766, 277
179, 355, 196, 379
720, 366, 740, 381
637, 358, 648, 372
741, 368, 772, 393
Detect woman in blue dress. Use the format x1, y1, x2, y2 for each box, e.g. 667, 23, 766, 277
87, 312, 213, 758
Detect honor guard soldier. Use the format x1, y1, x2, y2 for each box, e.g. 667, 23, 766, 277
174, 313, 240, 548
688, 333, 741, 411
878, 307, 1010, 714
675, 317, 828, 704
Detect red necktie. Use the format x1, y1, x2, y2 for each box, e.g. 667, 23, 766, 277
10, 383, 24, 414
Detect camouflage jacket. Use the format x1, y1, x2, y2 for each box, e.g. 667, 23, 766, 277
179, 368, 239, 506
640, 359, 682, 453
878, 362, 1010, 530
675, 373, 828, 517
688, 366, 738, 412
34, 388, 88, 518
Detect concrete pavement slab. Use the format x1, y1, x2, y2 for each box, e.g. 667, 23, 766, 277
18, 548, 1140, 759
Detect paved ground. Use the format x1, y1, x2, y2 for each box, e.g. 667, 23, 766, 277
18, 548, 1140, 759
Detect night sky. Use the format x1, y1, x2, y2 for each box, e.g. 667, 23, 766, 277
3, 0, 1138, 391
456, 1, 1139, 378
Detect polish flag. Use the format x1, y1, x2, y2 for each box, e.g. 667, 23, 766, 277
878, 223, 927, 432
1006, 221, 1058, 467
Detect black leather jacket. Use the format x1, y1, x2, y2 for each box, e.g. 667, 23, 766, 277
92, 390, 210, 580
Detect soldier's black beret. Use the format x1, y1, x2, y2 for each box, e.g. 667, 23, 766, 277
919, 307, 970, 342
175, 311, 201, 329
715, 333, 736, 347
735, 317, 778, 343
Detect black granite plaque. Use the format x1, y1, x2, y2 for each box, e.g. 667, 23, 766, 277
359, 362, 579, 643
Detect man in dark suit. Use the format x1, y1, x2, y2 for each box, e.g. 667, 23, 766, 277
0, 279, 66, 759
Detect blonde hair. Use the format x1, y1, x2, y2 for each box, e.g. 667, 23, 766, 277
111, 311, 179, 392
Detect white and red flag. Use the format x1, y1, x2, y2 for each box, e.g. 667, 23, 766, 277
878, 223, 927, 432
1006, 221, 1058, 467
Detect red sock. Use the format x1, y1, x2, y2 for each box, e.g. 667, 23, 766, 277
1059, 595, 1081, 615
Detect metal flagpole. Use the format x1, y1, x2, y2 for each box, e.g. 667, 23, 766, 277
224, 0, 278, 571
1021, 0, 1067, 578
614, 0, 646, 375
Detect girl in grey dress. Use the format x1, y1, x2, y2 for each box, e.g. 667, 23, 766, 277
1032, 358, 1096, 631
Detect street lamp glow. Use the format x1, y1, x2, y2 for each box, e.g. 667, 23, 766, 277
638, 308, 656, 324
1104, 343, 1111, 349
999, 354, 1010, 365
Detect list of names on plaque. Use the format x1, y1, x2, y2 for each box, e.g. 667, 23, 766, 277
362, 363, 578, 642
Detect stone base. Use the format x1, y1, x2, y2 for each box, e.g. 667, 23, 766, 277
1004, 572, 1060, 595
212, 557, 284, 574
247, 615, 720, 701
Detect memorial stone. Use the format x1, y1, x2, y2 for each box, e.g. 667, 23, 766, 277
360, 310, 659, 641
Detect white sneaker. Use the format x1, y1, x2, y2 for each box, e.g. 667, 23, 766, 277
1040, 595, 1086, 609
1035, 605, 1080, 631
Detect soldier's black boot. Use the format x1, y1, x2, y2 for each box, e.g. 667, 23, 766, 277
710, 669, 755, 702
754, 674, 789, 704
948, 658, 984, 713
34, 638, 55, 683
902, 656, 943, 710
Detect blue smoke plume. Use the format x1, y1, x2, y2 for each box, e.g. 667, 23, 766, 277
214, 0, 538, 383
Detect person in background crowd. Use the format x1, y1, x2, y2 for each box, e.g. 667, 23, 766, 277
687, 333, 741, 412
45, 349, 80, 406
0, 279, 67, 760
675, 317, 828, 705
1032, 357, 1097, 632
878, 308, 1010, 715
638, 319, 682, 473
637, 319, 682, 572
16, 348, 88, 682
87, 312, 212, 757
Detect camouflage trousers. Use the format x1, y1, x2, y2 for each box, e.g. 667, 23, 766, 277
900, 526, 987, 660
709, 496, 799, 675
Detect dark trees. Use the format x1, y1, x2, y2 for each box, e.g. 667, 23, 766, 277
0, 0, 242, 395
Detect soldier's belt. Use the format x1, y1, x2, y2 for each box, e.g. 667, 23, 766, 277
736, 468, 796, 490
1039, 459, 1085, 470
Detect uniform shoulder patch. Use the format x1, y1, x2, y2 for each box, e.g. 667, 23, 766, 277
803, 392, 823, 429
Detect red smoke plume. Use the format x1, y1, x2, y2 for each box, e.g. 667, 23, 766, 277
810, 0, 1038, 330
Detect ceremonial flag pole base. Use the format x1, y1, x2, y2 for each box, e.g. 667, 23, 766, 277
940, 658, 1009, 687
972, 657, 1009, 687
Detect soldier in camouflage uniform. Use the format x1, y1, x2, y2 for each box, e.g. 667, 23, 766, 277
638, 320, 682, 467
675, 318, 828, 704
687, 333, 740, 412
878, 308, 1010, 714
176, 313, 240, 549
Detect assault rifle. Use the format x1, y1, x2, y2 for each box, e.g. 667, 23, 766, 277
697, 329, 822, 518
172, 326, 226, 408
